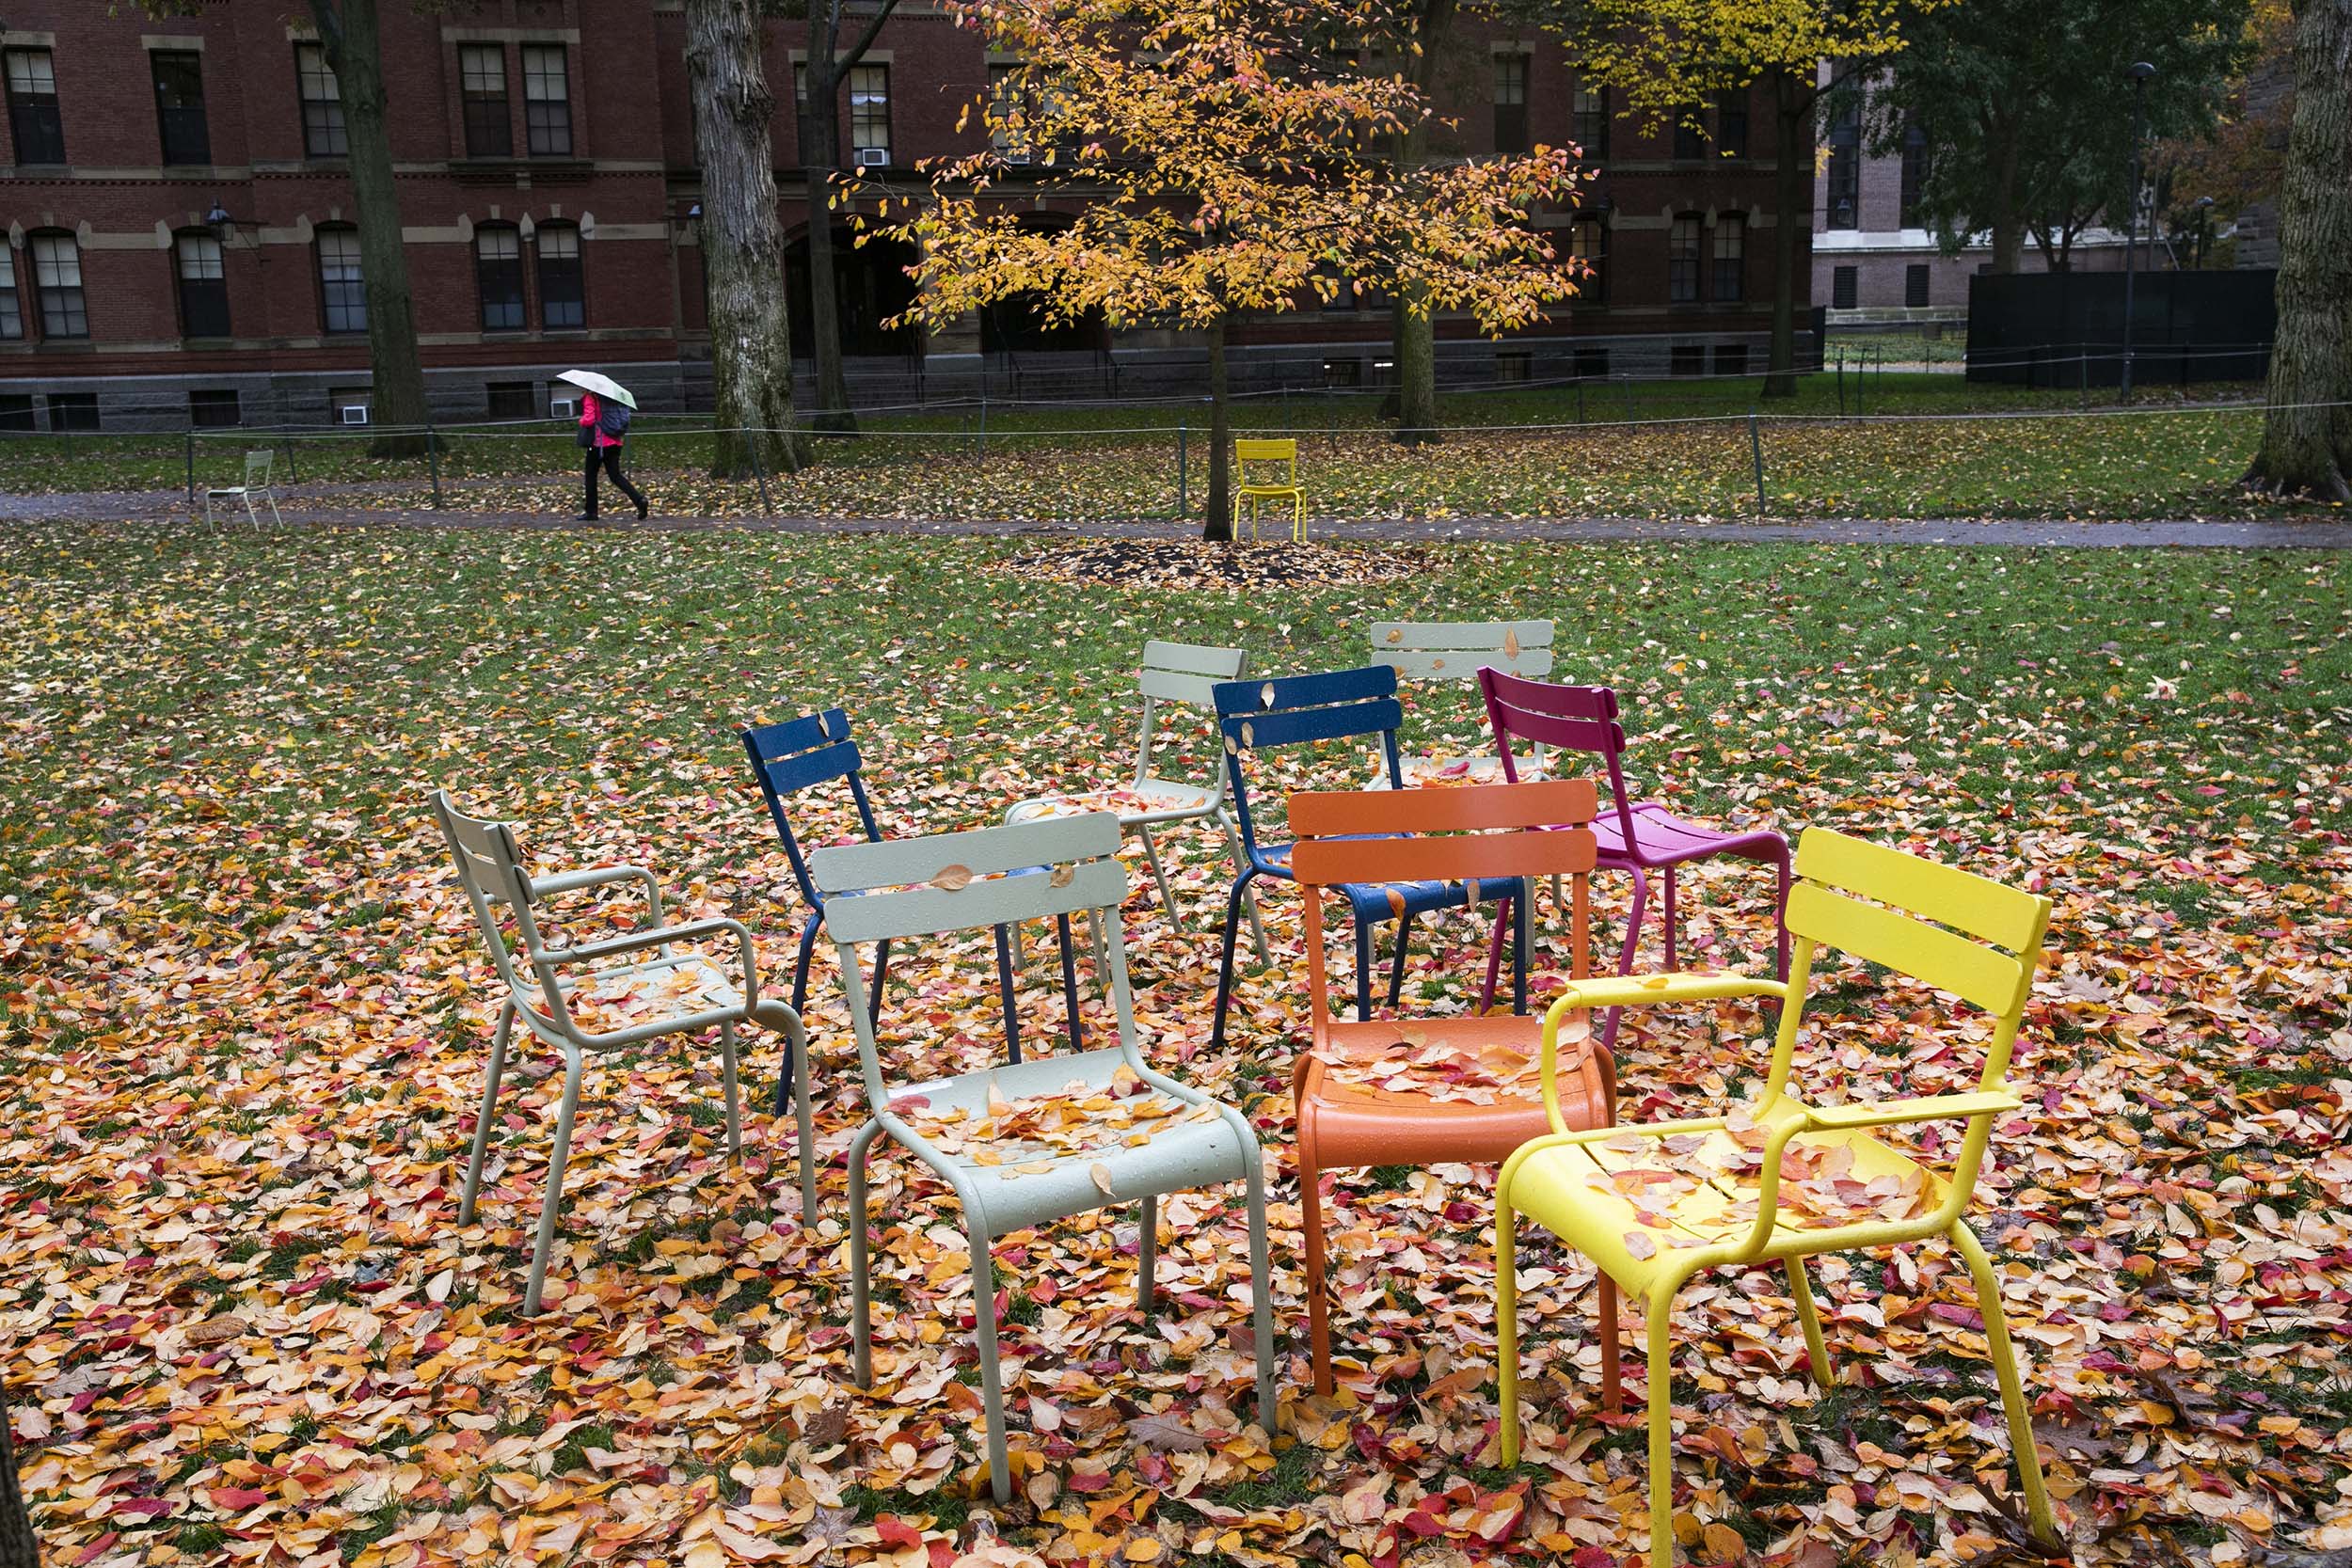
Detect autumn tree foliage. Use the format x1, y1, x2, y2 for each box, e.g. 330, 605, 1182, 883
873, 0, 1587, 538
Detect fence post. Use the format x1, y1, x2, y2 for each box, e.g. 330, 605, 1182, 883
746, 427, 775, 515
281, 436, 299, 484
1177, 423, 1188, 519
426, 424, 443, 510
184, 428, 196, 505
1835, 355, 1845, 417
1748, 410, 1767, 516
1576, 378, 1586, 426
977, 377, 988, 466
1620, 373, 1635, 424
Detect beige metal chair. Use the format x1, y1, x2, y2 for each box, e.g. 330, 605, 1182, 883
432, 789, 812, 1314
204, 448, 283, 528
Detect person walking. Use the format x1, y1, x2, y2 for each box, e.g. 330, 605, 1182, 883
577, 390, 648, 521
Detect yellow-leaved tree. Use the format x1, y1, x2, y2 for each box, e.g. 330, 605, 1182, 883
1536, 0, 1918, 396
866, 0, 1587, 538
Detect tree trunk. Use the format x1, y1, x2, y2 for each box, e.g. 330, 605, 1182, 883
2246, 0, 2352, 499
314, 0, 429, 456
686, 0, 805, 478
1987, 131, 2025, 273
801, 70, 856, 433
1766, 71, 1809, 398
1391, 286, 1438, 445
1204, 317, 1233, 542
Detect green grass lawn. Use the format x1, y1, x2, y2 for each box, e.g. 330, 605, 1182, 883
0, 528, 2346, 1566
1, 370, 2330, 523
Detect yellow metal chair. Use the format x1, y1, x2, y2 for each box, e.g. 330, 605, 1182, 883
1233, 437, 1306, 542
1495, 827, 2061, 1567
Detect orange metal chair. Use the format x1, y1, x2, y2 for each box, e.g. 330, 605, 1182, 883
1286, 778, 1617, 1397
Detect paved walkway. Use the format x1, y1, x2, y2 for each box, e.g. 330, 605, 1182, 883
3, 486, 2346, 547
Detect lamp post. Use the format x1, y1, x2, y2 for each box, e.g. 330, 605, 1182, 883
2119, 61, 2154, 398
2193, 195, 2215, 270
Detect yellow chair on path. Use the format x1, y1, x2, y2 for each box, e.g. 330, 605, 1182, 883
1233, 437, 1306, 542
1495, 826, 2062, 1568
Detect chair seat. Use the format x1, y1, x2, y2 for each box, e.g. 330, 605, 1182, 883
1297, 1016, 1611, 1167
1597, 803, 1787, 869
1256, 841, 1516, 923
876, 1046, 1255, 1234
1236, 483, 1302, 498
1508, 1096, 1946, 1294
1008, 781, 1216, 827
541, 951, 744, 1036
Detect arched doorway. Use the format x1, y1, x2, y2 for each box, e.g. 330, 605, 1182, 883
980, 293, 1107, 354
787, 227, 922, 359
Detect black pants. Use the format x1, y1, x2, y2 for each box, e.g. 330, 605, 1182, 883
582, 443, 646, 518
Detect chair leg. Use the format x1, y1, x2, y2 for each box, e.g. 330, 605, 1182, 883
1953, 1220, 2061, 1549
1642, 1283, 1679, 1568
1352, 916, 1374, 1022
1217, 811, 1270, 965
1784, 1257, 1831, 1385
459, 999, 516, 1225
244, 492, 260, 528
848, 1117, 884, 1385
969, 1217, 1013, 1503
1662, 865, 1679, 970
1598, 1276, 1623, 1413
1300, 1154, 1334, 1397
1770, 847, 1792, 983
1480, 903, 1507, 1013
718, 1019, 742, 1163
1138, 823, 1183, 933
1241, 1140, 1279, 1432
777, 1006, 818, 1221
1497, 1190, 1523, 1464
1604, 866, 1651, 1053
522, 1049, 585, 1316
1210, 870, 1258, 1050
1136, 1194, 1157, 1316
1385, 911, 1410, 1008
266, 492, 283, 527
777, 918, 820, 1117
1055, 911, 1084, 1051
992, 924, 1024, 1066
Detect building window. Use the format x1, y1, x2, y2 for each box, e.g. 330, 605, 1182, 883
1670, 344, 1705, 377
5, 49, 65, 165
1713, 343, 1748, 377
1712, 214, 1744, 302
1493, 55, 1528, 155
189, 388, 241, 427
1832, 263, 1858, 309
1825, 92, 1860, 230
176, 230, 230, 338
0, 254, 20, 340
1667, 214, 1702, 304
47, 392, 99, 432
296, 43, 346, 156
485, 380, 535, 420
989, 62, 1026, 155
317, 227, 365, 333
1714, 88, 1748, 159
476, 225, 525, 330
1673, 104, 1705, 162
30, 231, 87, 339
151, 50, 211, 166
850, 63, 890, 164
537, 223, 582, 329
1570, 213, 1606, 305
1322, 357, 1363, 388
1496, 349, 1532, 383
1574, 345, 1609, 379
1571, 83, 1608, 160
1899, 119, 1930, 228
0, 395, 33, 432
522, 44, 571, 156
1906, 263, 1931, 308
460, 43, 511, 158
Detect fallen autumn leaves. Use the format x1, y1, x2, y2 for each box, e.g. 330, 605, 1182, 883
0, 526, 2344, 1568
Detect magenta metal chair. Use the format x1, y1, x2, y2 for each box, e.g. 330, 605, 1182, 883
1477, 669, 1789, 1030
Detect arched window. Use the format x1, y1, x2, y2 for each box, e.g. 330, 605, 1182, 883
316, 225, 365, 334
475, 224, 524, 331
29, 230, 87, 339
536, 222, 582, 329
1667, 214, 1701, 304
175, 230, 229, 337
1711, 214, 1744, 303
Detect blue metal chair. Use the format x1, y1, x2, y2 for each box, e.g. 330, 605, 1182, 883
1208, 666, 1531, 1049
741, 709, 1086, 1114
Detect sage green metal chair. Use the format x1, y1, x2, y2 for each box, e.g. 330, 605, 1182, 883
818, 812, 1279, 1502
1369, 619, 1556, 786
1006, 641, 1268, 964
434, 790, 813, 1315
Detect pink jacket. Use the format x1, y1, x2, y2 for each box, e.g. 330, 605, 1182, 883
580, 392, 619, 449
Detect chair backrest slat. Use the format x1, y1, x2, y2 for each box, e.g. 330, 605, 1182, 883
1374, 620, 1556, 683
1212, 665, 1406, 853
1290, 779, 1599, 886
1225, 695, 1404, 752
432, 789, 555, 1017
1292, 777, 1597, 836
245, 449, 274, 483
1295, 827, 1597, 886
740, 707, 885, 908
1234, 437, 1297, 461
1794, 828, 2048, 953
1480, 667, 1637, 836
1786, 881, 2027, 1015
1137, 667, 1228, 708
813, 814, 1125, 942
1142, 640, 1249, 682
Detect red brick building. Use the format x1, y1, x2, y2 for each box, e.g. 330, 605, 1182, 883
0, 2, 1810, 432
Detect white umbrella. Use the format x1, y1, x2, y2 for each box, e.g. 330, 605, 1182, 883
555, 369, 637, 409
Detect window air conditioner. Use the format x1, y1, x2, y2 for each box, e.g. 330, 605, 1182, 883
857, 147, 888, 168
550, 397, 578, 420
340, 404, 370, 425
1001, 148, 1032, 166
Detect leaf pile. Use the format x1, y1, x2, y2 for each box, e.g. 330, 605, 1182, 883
0, 526, 2344, 1568
990, 541, 1426, 592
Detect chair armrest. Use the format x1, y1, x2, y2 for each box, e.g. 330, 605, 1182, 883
530, 863, 668, 926
1804, 1091, 2022, 1130
1545, 972, 1786, 1020
534, 916, 763, 1011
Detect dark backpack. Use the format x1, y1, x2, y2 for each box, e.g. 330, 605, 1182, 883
596, 399, 631, 438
